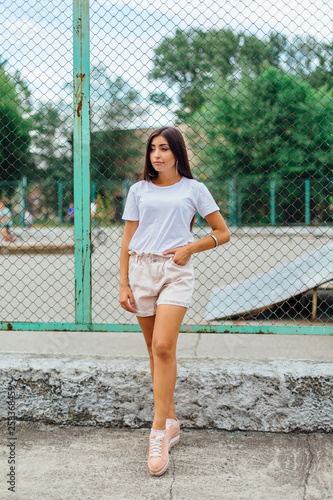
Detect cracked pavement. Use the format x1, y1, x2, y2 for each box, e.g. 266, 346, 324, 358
1, 422, 332, 500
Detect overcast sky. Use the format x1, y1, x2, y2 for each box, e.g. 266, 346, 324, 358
1, 0, 331, 127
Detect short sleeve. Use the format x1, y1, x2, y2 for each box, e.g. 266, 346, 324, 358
196, 183, 220, 218
122, 186, 139, 221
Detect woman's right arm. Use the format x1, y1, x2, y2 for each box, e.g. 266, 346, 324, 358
119, 220, 139, 313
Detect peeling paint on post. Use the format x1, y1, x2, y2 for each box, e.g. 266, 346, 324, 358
73, 0, 91, 325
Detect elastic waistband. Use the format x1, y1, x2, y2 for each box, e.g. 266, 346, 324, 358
129, 251, 173, 262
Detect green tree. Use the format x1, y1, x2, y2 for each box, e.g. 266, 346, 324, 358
187, 67, 333, 224
90, 64, 147, 211
285, 36, 333, 89
188, 67, 332, 177
30, 102, 73, 221
91, 128, 143, 182
91, 64, 147, 129
239, 32, 288, 76
32, 102, 72, 181
30, 65, 147, 222
90, 66, 146, 175
0, 62, 34, 183
90, 128, 144, 223
149, 28, 332, 120
149, 28, 240, 120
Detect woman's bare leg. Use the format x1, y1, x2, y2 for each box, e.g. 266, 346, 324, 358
137, 315, 155, 383
149, 304, 186, 430
137, 314, 177, 420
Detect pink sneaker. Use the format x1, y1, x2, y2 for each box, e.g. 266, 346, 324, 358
166, 419, 180, 449
148, 431, 169, 476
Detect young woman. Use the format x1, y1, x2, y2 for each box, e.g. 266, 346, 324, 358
119, 127, 230, 476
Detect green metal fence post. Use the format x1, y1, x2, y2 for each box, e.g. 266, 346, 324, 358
229, 176, 237, 226
270, 179, 276, 226
23, 176, 27, 224
17, 179, 22, 226
305, 179, 311, 225
18, 176, 27, 227
73, 0, 91, 325
237, 183, 242, 226
58, 180, 63, 225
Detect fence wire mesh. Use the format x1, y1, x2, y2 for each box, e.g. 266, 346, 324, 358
0, 0, 332, 330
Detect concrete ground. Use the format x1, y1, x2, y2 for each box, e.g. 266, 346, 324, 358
0, 330, 332, 361
0, 422, 332, 500
1, 331, 333, 499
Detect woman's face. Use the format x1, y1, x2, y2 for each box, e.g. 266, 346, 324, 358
149, 135, 176, 174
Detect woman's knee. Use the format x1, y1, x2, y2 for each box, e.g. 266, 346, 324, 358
152, 341, 175, 362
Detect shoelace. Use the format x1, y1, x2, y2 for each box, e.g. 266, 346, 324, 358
150, 436, 163, 457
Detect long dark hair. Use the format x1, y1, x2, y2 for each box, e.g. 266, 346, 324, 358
143, 127, 194, 181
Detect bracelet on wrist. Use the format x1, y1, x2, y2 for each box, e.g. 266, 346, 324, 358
209, 233, 218, 247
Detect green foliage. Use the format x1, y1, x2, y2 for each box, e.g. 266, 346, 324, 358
30, 102, 73, 219
32, 102, 72, 182
285, 36, 333, 89
149, 28, 241, 120
91, 64, 147, 129
0, 64, 34, 182
29, 66, 146, 221
149, 28, 332, 121
188, 67, 332, 179
187, 68, 333, 224
148, 28, 332, 224
91, 128, 143, 183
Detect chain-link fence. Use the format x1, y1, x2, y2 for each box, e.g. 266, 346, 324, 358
0, 0, 332, 332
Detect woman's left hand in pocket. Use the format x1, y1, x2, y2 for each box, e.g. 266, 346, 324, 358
163, 245, 192, 266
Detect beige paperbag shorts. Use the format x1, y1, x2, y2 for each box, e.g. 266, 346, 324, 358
128, 251, 195, 317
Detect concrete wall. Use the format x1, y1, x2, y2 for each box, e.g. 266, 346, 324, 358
0, 353, 332, 432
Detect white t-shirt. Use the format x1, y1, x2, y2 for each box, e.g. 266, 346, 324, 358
122, 177, 220, 254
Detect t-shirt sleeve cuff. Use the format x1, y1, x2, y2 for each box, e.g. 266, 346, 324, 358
122, 216, 139, 221
199, 207, 220, 218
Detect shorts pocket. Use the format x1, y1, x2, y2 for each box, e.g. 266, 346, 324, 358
172, 261, 185, 267
170, 257, 193, 269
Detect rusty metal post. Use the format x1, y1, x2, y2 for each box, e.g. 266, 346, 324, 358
73, 0, 91, 325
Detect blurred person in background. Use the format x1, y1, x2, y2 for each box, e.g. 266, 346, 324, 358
68, 203, 74, 225
24, 209, 33, 227
0, 200, 15, 242
91, 199, 100, 228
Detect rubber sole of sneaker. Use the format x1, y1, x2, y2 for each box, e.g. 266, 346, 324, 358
149, 456, 170, 477
168, 434, 180, 450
